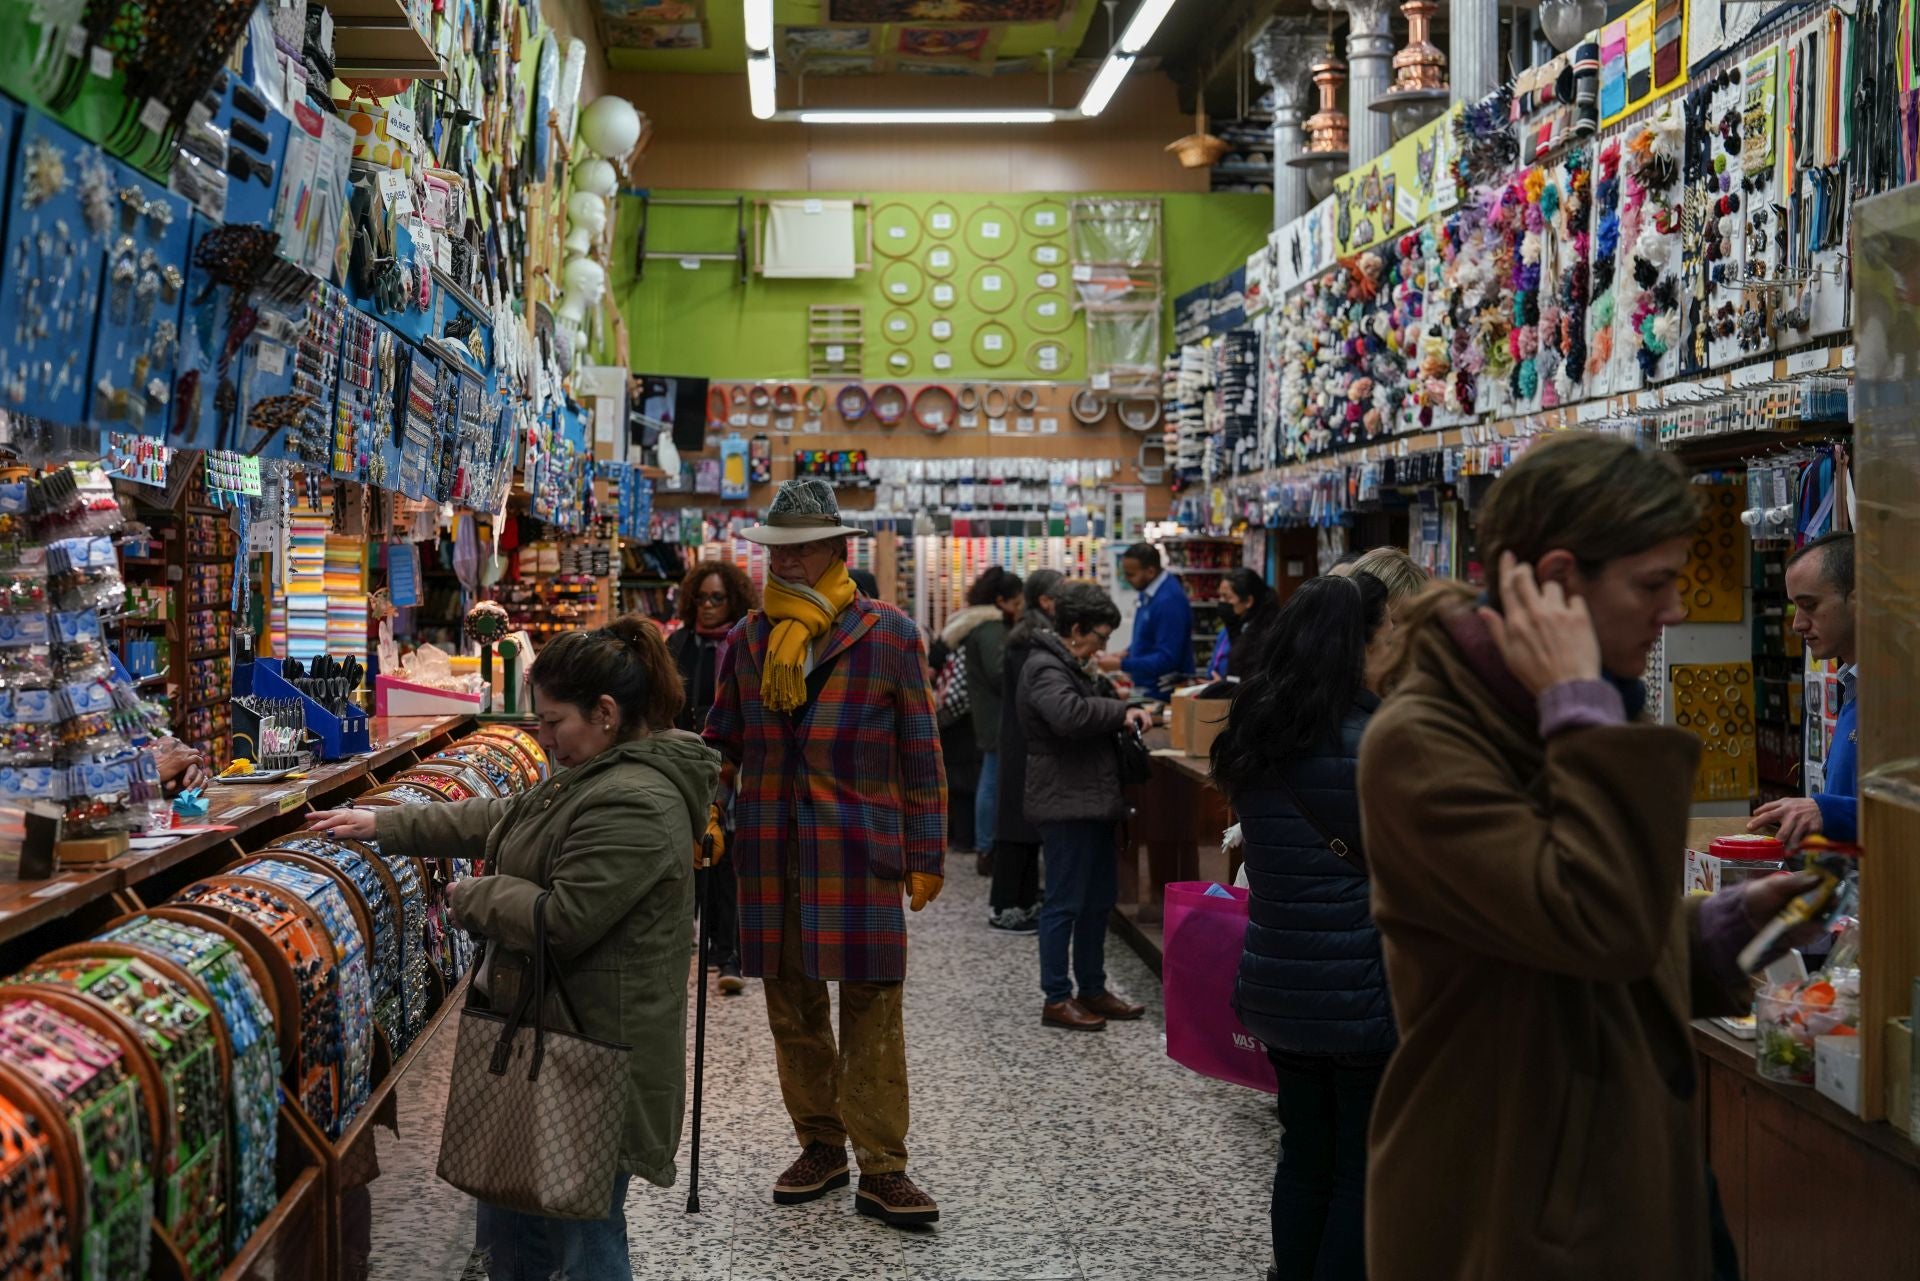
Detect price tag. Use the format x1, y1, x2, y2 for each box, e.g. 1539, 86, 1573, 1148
802, 416, 823, 434
1015, 416, 1036, 433
90, 45, 114, 78
30, 880, 78, 899
1037, 349, 1060, 371
1072, 264, 1094, 282
888, 317, 909, 334
988, 417, 1008, 434
888, 224, 907, 239
679, 257, 701, 270
276, 788, 308, 815
1731, 362, 1772, 388
982, 333, 1004, 352
1037, 272, 1059, 289
890, 282, 909, 296
805, 198, 824, 215
1785, 348, 1830, 376
1038, 417, 1059, 434
1092, 372, 1112, 391
1840, 345, 1856, 368
256, 343, 287, 376
825, 345, 845, 363
932, 353, 953, 370
729, 413, 748, 427
65, 26, 87, 56
958, 413, 979, 429
387, 102, 418, 149
982, 221, 1003, 239
931, 321, 952, 340
750, 413, 770, 427
924, 411, 947, 427
983, 273, 1003, 292
1035, 210, 1058, 228
139, 98, 170, 133
1037, 246, 1061, 263
932, 284, 954, 304
285, 58, 307, 108
1038, 301, 1058, 317
931, 249, 951, 269
931, 211, 954, 231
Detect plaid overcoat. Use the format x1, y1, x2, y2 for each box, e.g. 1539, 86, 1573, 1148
703, 596, 948, 982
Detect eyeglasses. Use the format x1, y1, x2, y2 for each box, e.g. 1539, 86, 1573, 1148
694, 592, 729, 606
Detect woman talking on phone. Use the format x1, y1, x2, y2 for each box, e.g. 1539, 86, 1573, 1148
1357, 434, 1819, 1281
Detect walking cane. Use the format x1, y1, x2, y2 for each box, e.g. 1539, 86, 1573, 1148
687, 832, 714, 1214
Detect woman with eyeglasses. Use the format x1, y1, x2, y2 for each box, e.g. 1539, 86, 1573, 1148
668, 559, 760, 995
1017, 580, 1153, 1032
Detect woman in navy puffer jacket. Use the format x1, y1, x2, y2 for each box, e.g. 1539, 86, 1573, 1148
1210, 571, 1397, 1281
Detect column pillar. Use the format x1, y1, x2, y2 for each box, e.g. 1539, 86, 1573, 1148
1340, 0, 1396, 166
1250, 17, 1322, 227
1450, 0, 1498, 105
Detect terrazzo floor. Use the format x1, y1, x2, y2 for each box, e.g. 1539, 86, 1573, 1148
361, 861, 1279, 1280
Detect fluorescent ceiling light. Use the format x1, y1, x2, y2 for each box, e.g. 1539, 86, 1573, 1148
1078, 54, 1135, 117
743, 0, 773, 54
748, 55, 776, 119
1118, 0, 1178, 54
795, 109, 1059, 125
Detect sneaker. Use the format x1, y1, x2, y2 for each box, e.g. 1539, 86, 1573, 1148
773, 1141, 850, 1205
717, 962, 744, 995
854, 1171, 939, 1227
988, 907, 1038, 933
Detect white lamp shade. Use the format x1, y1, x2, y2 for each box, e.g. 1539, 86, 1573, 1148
580, 96, 643, 160
562, 255, 607, 298
567, 191, 607, 230
575, 158, 617, 196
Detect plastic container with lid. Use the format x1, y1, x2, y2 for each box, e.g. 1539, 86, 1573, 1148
1708, 833, 1788, 888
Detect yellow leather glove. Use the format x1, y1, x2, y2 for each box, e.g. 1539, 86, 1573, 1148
907, 872, 943, 912
696, 803, 726, 868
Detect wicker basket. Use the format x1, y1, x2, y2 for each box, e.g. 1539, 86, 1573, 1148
1166, 107, 1231, 169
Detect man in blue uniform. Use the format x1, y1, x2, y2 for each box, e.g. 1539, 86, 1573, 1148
1750, 532, 1857, 844
1096, 542, 1193, 695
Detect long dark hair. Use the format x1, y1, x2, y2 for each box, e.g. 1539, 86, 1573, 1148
1222, 567, 1274, 637
1210, 573, 1389, 800
966, 566, 1024, 609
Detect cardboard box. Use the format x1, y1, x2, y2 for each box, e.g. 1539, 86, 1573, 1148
1886, 1017, 1912, 1138
1814, 1033, 1863, 1116
1182, 697, 1231, 758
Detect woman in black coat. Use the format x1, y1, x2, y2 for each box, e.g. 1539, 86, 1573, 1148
667, 557, 758, 994
1209, 572, 1397, 1281
988, 568, 1063, 931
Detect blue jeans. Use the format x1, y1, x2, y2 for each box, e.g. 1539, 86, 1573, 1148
473, 1174, 632, 1280
975, 750, 999, 855
1036, 820, 1118, 1005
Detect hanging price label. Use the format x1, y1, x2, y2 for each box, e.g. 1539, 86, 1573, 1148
983, 274, 1003, 292
889, 318, 909, 333
931, 249, 951, 269
1035, 210, 1058, 228
805, 199, 824, 215
90, 45, 114, 78
888, 225, 907, 239
1091, 372, 1111, 390
933, 353, 953, 370
958, 413, 979, 429
825, 345, 845, 362
1038, 301, 1058, 317
890, 282, 909, 296
933, 285, 954, 304
982, 221, 1003, 239
1072, 264, 1094, 282
1037, 272, 1059, 289
931, 212, 954, 231
1038, 417, 1059, 434
1015, 416, 1036, 433
983, 334, 1004, 351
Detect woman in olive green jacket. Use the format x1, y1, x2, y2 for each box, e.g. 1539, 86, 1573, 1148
310, 616, 720, 1281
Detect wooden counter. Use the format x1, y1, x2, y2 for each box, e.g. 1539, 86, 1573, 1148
1110, 729, 1232, 970
0, 715, 472, 968
1696, 1020, 1920, 1278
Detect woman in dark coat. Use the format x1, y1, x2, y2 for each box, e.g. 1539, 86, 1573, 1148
1017, 580, 1153, 1031
1209, 572, 1398, 1281
666, 557, 758, 994
1208, 567, 1277, 679
988, 568, 1062, 931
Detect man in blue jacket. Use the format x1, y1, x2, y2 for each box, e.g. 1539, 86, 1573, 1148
1096, 542, 1194, 694
1750, 532, 1857, 844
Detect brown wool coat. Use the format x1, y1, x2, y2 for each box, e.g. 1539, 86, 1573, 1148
1357, 605, 1745, 1281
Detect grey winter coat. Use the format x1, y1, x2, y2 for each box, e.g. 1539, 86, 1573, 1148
1017, 630, 1129, 825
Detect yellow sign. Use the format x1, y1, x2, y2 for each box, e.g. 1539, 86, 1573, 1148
1330, 106, 1461, 257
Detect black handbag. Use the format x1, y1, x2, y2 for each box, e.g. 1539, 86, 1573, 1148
1114, 724, 1153, 786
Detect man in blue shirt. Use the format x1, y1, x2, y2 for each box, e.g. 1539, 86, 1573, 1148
1096, 542, 1194, 695
1750, 532, 1857, 844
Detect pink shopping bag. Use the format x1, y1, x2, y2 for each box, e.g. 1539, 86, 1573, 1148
1161, 881, 1277, 1093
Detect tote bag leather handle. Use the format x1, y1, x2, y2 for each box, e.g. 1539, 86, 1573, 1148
486, 891, 592, 1080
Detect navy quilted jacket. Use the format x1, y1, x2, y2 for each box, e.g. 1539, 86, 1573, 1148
1232, 692, 1396, 1057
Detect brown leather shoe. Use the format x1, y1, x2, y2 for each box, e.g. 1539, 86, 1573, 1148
1042, 999, 1106, 1031
1081, 991, 1146, 1021
855, 1172, 939, 1226
772, 1141, 849, 1205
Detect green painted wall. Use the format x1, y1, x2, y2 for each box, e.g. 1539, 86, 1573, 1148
613, 190, 1270, 381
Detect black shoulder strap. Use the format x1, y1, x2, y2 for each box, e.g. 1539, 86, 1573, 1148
1272, 777, 1367, 874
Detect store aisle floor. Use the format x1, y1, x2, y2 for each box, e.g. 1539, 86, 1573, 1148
364, 863, 1279, 1281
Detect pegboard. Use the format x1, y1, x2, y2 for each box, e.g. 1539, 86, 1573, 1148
1682, 483, 1746, 623
1672, 661, 1759, 803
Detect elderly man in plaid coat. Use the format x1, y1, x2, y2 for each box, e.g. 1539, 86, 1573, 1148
704, 478, 948, 1227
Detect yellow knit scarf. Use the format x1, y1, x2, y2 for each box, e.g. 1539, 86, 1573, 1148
761, 562, 856, 712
